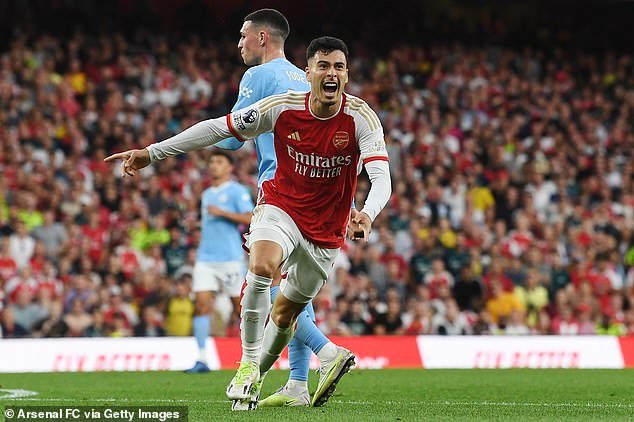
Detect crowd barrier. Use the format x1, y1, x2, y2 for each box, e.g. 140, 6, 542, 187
2, 336, 633, 372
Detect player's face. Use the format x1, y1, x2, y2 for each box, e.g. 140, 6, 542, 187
306, 50, 349, 107
238, 21, 264, 66
209, 155, 233, 180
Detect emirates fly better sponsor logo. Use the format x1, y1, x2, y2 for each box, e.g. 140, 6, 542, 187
287, 145, 352, 178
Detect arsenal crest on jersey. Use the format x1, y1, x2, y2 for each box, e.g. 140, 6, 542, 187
332, 131, 349, 150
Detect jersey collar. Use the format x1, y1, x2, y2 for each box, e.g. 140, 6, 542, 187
306, 92, 346, 121
209, 180, 231, 192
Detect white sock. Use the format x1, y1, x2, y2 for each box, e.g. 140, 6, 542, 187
286, 379, 308, 394
198, 348, 207, 364
317, 342, 338, 363
240, 271, 272, 363
259, 319, 294, 374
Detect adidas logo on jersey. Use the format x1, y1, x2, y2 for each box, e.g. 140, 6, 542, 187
287, 131, 301, 142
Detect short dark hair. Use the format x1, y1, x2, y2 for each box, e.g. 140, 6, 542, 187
244, 9, 290, 42
306, 36, 349, 63
210, 149, 234, 164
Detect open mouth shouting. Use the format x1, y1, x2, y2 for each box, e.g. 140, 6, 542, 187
322, 81, 338, 98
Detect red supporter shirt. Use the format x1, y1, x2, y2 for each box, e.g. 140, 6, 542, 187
424, 270, 455, 298
227, 91, 388, 248
116, 246, 141, 280
81, 225, 109, 262
0, 256, 17, 281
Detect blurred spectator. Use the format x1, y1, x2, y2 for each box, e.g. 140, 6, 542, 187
514, 269, 549, 328
431, 299, 472, 335
9, 287, 48, 335
424, 258, 455, 299
8, 221, 35, 268
0, 237, 18, 281
162, 227, 189, 276
319, 311, 352, 336
472, 310, 497, 335
486, 281, 525, 325
64, 297, 93, 336
403, 300, 433, 335
31, 211, 68, 258
1, 307, 29, 338
551, 305, 580, 335
453, 265, 483, 311
39, 300, 68, 337
164, 276, 194, 336
85, 310, 106, 337
341, 298, 371, 335
372, 299, 404, 335
134, 305, 166, 337
103, 285, 137, 329
504, 309, 531, 335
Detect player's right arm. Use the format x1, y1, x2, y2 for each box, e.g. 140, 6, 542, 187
207, 185, 254, 225
350, 99, 392, 241
215, 67, 274, 150
104, 95, 283, 176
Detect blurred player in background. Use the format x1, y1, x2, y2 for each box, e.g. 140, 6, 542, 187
104, 35, 391, 411
214, 9, 351, 407
185, 150, 253, 373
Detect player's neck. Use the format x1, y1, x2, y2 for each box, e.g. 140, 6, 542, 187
310, 95, 342, 118
260, 46, 285, 64
210, 177, 229, 187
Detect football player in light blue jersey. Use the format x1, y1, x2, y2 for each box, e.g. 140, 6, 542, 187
214, 28, 308, 187
215, 9, 350, 408
186, 150, 253, 373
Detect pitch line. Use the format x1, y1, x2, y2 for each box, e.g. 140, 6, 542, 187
4, 397, 634, 409
0, 390, 38, 400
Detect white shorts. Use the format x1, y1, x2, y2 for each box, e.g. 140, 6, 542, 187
192, 261, 244, 297
247, 204, 339, 304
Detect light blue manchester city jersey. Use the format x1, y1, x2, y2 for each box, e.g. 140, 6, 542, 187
215, 58, 309, 187
197, 181, 254, 262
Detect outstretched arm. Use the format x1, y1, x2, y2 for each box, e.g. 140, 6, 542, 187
104, 95, 277, 176
104, 115, 233, 176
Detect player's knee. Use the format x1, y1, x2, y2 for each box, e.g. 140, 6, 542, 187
195, 301, 210, 315
249, 259, 277, 279
195, 293, 213, 315
270, 309, 295, 329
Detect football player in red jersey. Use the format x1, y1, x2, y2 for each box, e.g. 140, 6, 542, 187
105, 36, 391, 409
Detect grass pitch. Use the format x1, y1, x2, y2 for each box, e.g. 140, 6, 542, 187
1, 369, 633, 421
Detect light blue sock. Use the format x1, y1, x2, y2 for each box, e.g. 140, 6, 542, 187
294, 301, 329, 354
193, 315, 210, 362
288, 336, 311, 382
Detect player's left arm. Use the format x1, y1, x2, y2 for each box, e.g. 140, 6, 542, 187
208, 207, 252, 225
206, 205, 252, 225
351, 103, 392, 241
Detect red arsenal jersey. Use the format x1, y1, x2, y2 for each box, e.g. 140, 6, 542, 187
227, 91, 388, 248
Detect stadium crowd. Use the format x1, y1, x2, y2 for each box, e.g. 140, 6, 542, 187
1, 28, 634, 339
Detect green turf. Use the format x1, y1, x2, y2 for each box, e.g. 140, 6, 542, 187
1, 369, 633, 421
